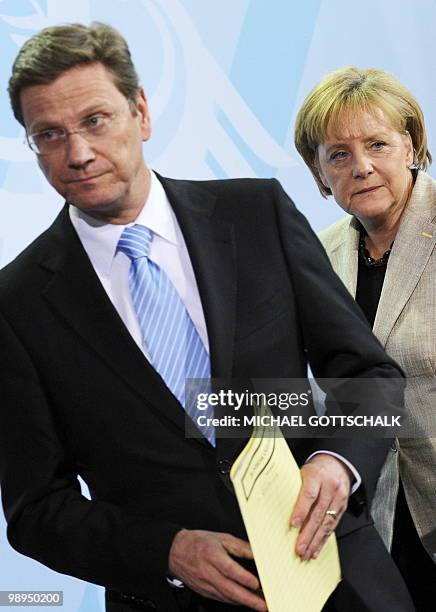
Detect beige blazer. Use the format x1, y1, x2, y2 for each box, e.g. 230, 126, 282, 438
319, 170, 436, 555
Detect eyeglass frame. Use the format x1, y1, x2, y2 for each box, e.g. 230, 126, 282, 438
25, 99, 138, 156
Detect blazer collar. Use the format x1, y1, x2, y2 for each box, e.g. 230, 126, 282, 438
374, 171, 436, 345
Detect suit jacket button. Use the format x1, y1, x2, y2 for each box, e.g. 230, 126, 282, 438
218, 459, 232, 475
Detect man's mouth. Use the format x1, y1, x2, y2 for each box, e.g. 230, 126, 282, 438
67, 173, 107, 184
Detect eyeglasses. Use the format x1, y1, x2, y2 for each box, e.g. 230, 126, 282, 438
26, 113, 119, 155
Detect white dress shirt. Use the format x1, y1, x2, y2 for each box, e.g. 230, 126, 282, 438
69, 170, 209, 357
69, 169, 360, 492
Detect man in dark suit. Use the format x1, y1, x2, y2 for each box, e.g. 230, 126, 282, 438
0, 22, 414, 612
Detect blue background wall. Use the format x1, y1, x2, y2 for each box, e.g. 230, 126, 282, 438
0, 1, 435, 610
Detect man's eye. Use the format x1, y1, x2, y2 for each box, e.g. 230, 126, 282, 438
38, 130, 59, 142
86, 115, 106, 129
371, 141, 386, 150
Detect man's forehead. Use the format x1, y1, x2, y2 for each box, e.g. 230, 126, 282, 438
20, 63, 125, 128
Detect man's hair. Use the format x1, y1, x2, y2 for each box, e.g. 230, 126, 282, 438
294, 66, 432, 197
8, 22, 140, 126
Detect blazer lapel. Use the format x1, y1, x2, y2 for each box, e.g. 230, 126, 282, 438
157, 175, 237, 379
328, 217, 360, 297
40, 207, 188, 435
374, 172, 436, 346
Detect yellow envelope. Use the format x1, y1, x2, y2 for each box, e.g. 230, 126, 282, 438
230, 403, 341, 612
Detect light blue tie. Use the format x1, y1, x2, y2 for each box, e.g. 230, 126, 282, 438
118, 224, 215, 445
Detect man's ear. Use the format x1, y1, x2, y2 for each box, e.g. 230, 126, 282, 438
135, 88, 152, 142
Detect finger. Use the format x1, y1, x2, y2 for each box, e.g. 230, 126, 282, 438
291, 464, 322, 529
222, 582, 267, 612
220, 533, 254, 559
213, 541, 260, 591
201, 565, 267, 611
294, 471, 342, 557
219, 554, 260, 591
307, 492, 348, 559
295, 492, 333, 558
215, 574, 267, 611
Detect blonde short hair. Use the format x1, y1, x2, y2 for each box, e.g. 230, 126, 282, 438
294, 66, 432, 197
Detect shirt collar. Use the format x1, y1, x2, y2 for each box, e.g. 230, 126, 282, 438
69, 169, 181, 279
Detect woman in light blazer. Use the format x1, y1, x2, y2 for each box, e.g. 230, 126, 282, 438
294, 67, 435, 611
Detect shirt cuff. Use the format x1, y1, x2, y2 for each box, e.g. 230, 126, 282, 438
167, 577, 184, 588
305, 450, 362, 495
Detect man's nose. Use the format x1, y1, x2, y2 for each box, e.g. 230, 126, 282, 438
352, 152, 373, 179
66, 133, 96, 169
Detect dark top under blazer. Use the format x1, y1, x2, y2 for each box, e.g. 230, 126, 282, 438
0, 177, 413, 611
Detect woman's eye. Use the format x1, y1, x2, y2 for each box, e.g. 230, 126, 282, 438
330, 151, 347, 161
371, 141, 386, 150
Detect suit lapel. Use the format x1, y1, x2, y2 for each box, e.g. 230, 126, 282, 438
40, 207, 189, 436
157, 176, 241, 465
157, 175, 237, 379
374, 172, 436, 346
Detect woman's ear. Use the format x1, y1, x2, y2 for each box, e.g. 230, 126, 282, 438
404, 131, 414, 168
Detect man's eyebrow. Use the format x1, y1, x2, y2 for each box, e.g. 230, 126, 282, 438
28, 120, 60, 134
29, 102, 114, 133
78, 102, 114, 117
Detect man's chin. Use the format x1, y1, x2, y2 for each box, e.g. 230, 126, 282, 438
68, 196, 124, 218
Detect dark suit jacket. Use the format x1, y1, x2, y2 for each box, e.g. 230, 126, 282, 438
0, 177, 414, 611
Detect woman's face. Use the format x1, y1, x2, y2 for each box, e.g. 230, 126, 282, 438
316, 107, 414, 227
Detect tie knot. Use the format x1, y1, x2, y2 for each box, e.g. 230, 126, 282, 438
118, 224, 153, 260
